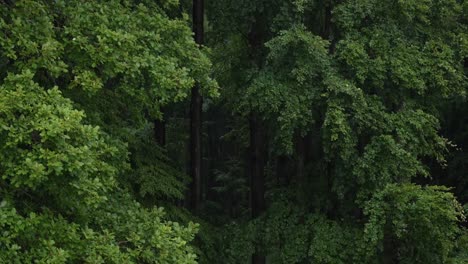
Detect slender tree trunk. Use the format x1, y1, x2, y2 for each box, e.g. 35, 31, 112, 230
190, 0, 204, 212
154, 118, 166, 146
295, 135, 305, 185
383, 223, 399, 264
323, 0, 336, 54
250, 114, 266, 218
249, 113, 266, 264
247, 11, 267, 264
193, 0, 204, 45
276, 155, 288, 186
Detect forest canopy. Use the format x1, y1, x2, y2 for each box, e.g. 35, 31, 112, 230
0, 0, 467, 263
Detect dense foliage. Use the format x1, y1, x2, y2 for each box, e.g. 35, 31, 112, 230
0, 0, 467, 263
0, 0, 213, 262
204, 0, 468, 263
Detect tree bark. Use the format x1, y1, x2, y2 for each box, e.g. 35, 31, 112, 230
276, 155, 288, 186
383, 223, 399, 264
295, 135, 306, 185
190, 0, 204, 212
250, 114, 266, 218
248, 11, 267, 264
249, 114, 266, 264
154, 118, 166, 146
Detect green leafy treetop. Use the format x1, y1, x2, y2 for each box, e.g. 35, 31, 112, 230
0, 0, 220, 263
0, 71, 198, 263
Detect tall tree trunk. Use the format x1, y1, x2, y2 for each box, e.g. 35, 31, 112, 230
248, 11, 267, 264
323, 0, 336, 54
249, 113, 266, 264
190, 0, 204, 212
383, 223, 399, 264
295, 135, 305, 185
276, 155, 288, 186
250, 114, 266, 218
154, 118, 166, 146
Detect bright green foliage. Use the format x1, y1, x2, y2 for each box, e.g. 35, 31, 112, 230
0, 0, 214, 262
0, 72, 116, 211
0, 71, 198, 263
0, 198, 198, 264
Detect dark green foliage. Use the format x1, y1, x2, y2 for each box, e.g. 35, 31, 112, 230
200, 0, 467, 263
362, 184, 464, 264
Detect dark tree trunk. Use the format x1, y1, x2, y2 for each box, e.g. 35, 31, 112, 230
248, 12, 267, 264
249, 114, 266, 264
154, 118, 166, 146
193, 0, 204, 45
295, 135, 306, 185
190, 85, 202, 211
250, 114, 266, 218
324, 1, 336, 54
190, 0, 204, 212
383, 224, 399, 264
276, 155, 288, 186
252, 254, 266, 264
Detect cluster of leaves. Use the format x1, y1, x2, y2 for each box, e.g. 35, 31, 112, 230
0, 72, 198, 263
362, 184, 465, 264
0, 0, 218, 262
